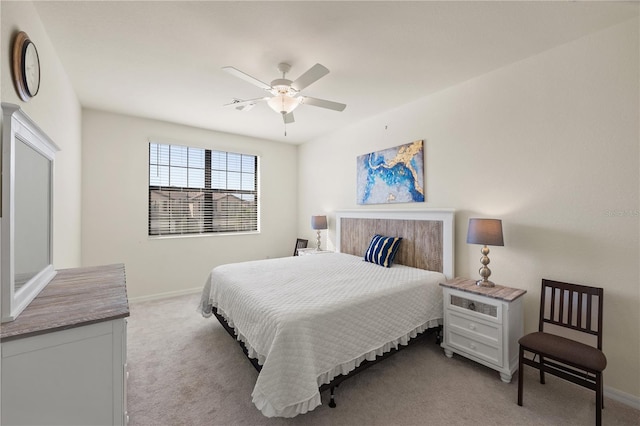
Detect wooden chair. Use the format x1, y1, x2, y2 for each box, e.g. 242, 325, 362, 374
293, 238, 308, 256
518, 279, 606, 425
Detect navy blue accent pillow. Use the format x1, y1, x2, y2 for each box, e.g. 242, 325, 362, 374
364, 235, 402, 267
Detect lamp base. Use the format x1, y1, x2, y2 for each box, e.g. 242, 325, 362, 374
476, 245, 495, 287
476, 279, 496, 288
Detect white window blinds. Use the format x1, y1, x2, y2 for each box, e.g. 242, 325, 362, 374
149, 142, 258, 236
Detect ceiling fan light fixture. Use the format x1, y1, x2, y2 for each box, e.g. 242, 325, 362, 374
267, 94, 301, 115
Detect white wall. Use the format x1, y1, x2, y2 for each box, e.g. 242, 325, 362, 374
298, 19, 639, 400
1, 5, 81, 414
81, 110, 298, 300
1, 1, 82, 269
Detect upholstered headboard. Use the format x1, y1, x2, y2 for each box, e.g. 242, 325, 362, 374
335, 210, 455, 279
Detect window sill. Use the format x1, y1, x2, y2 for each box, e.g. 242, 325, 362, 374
148, 230, 260, 240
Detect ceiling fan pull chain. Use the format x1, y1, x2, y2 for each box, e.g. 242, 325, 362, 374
281, 110, 288, 136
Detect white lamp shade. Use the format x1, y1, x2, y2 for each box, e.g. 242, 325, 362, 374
267, 95, 301, 114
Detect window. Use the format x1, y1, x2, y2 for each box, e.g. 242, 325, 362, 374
149, 142, 258, 236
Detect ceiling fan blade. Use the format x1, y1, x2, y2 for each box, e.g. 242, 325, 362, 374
237, 103, 256, 112
223, 97, 269, 108
283, 112, 295, 124
222, 66, 271, 90
290, 63, 329, 91
300, 96, 346, 112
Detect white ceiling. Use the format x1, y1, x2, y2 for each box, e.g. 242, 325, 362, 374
34, 1, 638, 144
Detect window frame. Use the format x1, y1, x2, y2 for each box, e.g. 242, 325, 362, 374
148, 141, 259, 237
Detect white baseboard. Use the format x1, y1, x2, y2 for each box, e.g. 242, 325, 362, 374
129, 287, 201, 303
605, 385, 640, 410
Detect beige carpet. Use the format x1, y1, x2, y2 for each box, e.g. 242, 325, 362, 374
126, 293, 639, 425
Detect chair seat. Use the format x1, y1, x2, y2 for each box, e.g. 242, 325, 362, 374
519, 332, 607, 372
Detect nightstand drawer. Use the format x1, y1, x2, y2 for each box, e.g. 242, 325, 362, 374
448, 311, 500, 344
449, 294, 500, 321
448, 330, 502, 366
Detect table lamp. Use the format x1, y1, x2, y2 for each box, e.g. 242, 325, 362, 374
467, 218, 504, 287
311, 215, 328, 250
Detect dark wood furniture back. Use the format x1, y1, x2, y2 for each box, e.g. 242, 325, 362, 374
294, 238, 308, 256
339, 218, 443, 272
540, 278, 604, 348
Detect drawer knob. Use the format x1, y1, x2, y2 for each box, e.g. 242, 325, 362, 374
468, 302, 476, 311
469, 343, 477, 350
469, 323, 477, 331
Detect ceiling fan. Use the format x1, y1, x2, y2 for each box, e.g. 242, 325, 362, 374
222, 62, 346, 126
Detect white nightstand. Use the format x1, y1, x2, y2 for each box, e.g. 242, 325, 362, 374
440, 277, 526, 383
297, 248, 333, 256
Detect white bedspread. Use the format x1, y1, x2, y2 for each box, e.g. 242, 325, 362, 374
198, 252, 444, 417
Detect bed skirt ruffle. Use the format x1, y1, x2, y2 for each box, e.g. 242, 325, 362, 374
207, 301, 441, 418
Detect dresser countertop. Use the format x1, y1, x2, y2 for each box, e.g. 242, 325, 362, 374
1, 264, 129, 341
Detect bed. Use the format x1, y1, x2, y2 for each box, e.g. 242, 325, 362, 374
199, 209, 455, 417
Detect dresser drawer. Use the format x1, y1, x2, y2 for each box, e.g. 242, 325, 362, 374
448, 311, 500, 344
447, 329, 502, 366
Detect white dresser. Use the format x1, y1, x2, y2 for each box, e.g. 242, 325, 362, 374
1, 264, 129, 425
440, 277, 526, 383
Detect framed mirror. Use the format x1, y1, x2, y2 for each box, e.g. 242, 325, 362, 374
2, 103, 59, 322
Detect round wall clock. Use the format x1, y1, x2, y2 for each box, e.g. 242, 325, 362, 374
12, 31, 41, 101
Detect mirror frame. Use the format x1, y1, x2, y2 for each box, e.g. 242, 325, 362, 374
1, 103, 59, 322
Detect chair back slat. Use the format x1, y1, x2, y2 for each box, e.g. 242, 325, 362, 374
586, 293, 593, 331
577, 292, 583, 329
559, 288, 565, 324
540, 279, 604, 349
567, 289, 573, 326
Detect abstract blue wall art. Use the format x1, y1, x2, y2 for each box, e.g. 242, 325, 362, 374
357, 140, 425, 205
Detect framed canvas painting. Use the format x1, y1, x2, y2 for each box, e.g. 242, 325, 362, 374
357, 140, 425, 205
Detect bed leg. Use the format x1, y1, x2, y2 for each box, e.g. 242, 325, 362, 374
328, 387, 337, 408
435, 327, 442, 345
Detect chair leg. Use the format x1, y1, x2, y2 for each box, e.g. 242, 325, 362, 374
601, 373, 605, 409
539, 355, 545, 384
517, 346, 524, 406
595, 372, 603, 426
